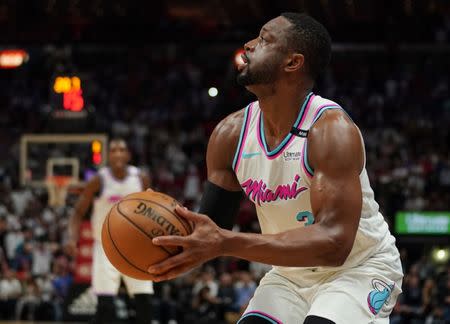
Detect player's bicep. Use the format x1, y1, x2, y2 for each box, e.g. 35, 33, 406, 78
199, 110, 246, 229
206, 111, 244, 192
308, 110, 363, 254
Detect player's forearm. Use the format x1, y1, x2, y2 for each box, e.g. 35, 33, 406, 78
220, 224, 349, 267
68, 212, 83, 241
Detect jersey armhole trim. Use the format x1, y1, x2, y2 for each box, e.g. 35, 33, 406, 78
301, 105, 341, 178
232, 102, 253, 173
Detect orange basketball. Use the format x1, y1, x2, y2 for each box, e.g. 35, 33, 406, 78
101, 191, 192, 280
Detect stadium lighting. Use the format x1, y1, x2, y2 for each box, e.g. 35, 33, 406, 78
432, 248, 449, 263
208, 87, 218, 97
0, 49, 29, 69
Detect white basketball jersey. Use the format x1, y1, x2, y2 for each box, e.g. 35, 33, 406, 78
91, 166, 143, 241
233, 93, 400, 281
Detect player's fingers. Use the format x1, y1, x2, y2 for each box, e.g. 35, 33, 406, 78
150, 264, 197, 282
175, 205, 206, 222
147, 251, 189, 275
152, 235, 189, 247
146, 188, 154, 192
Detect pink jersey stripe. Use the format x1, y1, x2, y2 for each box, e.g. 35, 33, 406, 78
234, 102, 254, 173
241, 310, 283, 324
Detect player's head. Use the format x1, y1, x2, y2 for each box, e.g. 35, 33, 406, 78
108, 138, 130, 171
237, 13, 331, 89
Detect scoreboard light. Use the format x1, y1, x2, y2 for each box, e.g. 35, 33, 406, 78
92, 153, 102, 165
91, 140, 103, 165
53, 76, 85, 112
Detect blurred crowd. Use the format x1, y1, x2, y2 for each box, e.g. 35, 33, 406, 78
0, 43, 449, 323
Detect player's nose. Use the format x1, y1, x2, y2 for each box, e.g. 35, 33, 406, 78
244, 39, 256, 52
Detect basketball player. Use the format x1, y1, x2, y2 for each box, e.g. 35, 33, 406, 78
68, 138, 154, 324
146, 13, 404, 324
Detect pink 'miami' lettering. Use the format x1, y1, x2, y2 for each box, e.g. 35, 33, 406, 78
241, 174, 307, 206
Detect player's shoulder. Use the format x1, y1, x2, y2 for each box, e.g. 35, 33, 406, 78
207, 105, 249, 166
216, 106, 247, 134
210, 106, 248, 145
127, 165, 140, 176
83, 174, 102, 194
309, 94, 353, 131
97, 166, 109, 177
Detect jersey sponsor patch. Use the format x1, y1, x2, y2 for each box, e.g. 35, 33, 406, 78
283, 151, 301, 162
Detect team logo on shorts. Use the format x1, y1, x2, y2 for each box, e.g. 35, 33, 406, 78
367, 279, 394, 315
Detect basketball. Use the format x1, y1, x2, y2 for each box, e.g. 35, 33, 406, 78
101, 191, 193, 280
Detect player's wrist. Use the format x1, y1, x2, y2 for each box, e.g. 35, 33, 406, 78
218, 228, 236, 256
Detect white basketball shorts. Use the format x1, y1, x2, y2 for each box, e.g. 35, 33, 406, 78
240, 252, 403, 324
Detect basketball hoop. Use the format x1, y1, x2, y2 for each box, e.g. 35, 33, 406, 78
45, 176, 76, 207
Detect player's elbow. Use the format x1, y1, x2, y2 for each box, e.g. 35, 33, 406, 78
324, 233, 353, 267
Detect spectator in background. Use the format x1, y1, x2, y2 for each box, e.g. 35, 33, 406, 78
217, 272, 239, 323
0, 269, 22, 319
439, 268, 450, 322
399, 269, 424, 323
233, 272, 256, 314
32, 239, 52, 276
425, 304, 447, 324
0, 216, 6, 258
51, 256, 73, 305
15, 275, 40, 320
192, 270, 219, 299
4, 225, 24, 263
13, 239, 33, 279
190, 286, 219, 324
35, 274, 59, 321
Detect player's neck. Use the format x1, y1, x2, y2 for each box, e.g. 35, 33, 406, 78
257, 86, 311, 139
110, 168, 127, 180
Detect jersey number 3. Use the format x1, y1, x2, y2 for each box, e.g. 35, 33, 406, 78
296, 211, 314, 227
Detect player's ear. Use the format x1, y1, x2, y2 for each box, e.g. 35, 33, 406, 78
285, 53, 304, 73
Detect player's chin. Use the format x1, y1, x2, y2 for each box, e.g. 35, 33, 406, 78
236, 72, 253, 86
113, 161, 126, 169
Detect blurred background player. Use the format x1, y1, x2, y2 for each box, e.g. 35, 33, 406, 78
68, 138, 154, 324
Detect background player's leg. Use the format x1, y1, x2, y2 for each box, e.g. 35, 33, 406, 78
123, 275, 154, 324
238, 272, 308, 324
91, 241, 121, 324
92, 295, 115, 324
134, 293, 153, 324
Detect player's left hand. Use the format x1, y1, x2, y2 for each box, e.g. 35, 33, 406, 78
147, 206, 225, 282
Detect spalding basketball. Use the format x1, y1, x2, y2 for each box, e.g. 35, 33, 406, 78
101, 191, 193, 280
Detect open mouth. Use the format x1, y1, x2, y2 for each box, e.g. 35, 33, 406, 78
237, 53, 249, 72
241, 53, 249, 63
